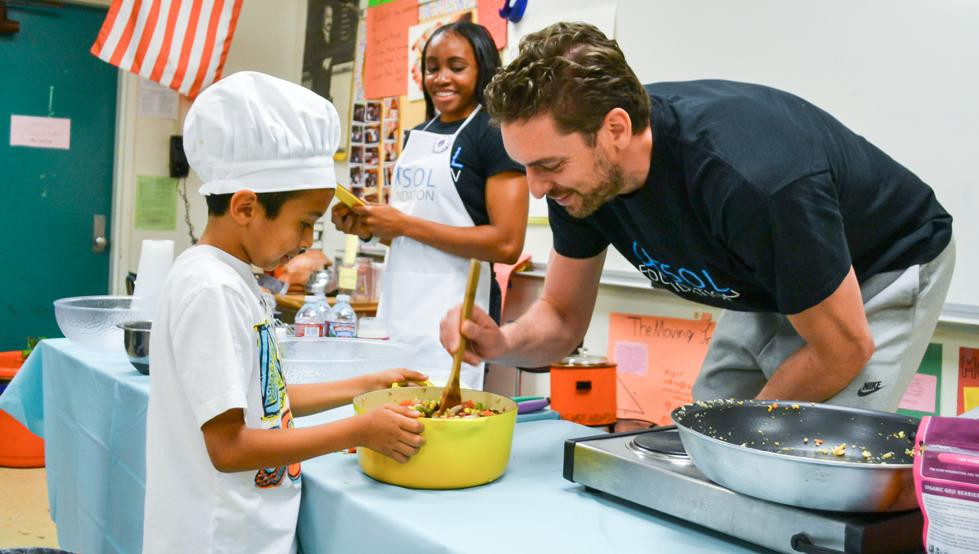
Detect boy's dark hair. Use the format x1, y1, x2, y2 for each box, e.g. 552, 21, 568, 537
205, 190, 301, 218
484, 22, 650, 145
421, 22, 502, 121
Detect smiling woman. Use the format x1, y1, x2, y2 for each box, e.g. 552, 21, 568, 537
330, 22, 529, 391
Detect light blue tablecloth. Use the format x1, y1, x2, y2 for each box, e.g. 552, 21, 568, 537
296, 418, 760, 553
0, 339, 148, 554
0, 339, 759, 554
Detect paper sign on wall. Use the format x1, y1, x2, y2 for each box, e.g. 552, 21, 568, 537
138, 78, 179, 120
898, 342, 942, 417
10, 115, 71, 150
609, 312, 714, 426
135, 176, 177, 231
958, 347, 979, 414
364, 0, 419, 99
477, 0, 507, 48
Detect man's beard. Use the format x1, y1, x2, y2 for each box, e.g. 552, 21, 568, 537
565, 148, 626, 218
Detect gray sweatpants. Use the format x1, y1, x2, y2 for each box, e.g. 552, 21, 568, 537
692, 237, 955, 412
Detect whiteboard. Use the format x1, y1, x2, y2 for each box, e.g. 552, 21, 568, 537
521, 0, 979, 307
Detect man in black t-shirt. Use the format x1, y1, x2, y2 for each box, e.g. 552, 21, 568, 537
438, 23, 955, 411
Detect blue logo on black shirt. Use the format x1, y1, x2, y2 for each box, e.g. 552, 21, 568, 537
450, 146, 464, 183
632, 242, 740, 302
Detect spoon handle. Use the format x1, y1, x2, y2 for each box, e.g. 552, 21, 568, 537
438, 259, 481, 414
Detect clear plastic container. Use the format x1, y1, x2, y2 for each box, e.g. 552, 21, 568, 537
53, 295, 153, 352
277, 337, 416, 384
329, 294, 357, 338
294, 296, 326, 338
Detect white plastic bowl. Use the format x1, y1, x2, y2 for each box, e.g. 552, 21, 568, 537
53, 296, 153, 353
277, 337, 417, 384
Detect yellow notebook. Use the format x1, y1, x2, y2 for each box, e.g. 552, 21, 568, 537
336, 184, 366, 208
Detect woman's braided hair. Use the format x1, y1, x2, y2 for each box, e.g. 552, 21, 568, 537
484, 22, 649, 145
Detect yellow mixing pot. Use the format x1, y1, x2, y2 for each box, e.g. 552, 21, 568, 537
352, 386, 517, 489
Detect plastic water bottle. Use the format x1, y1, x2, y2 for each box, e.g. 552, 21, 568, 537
329, 294, 357, 338
294, 296, 326, 337
315, 294, 333, 337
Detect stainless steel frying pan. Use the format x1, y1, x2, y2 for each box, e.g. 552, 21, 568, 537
671, 399, 919, 512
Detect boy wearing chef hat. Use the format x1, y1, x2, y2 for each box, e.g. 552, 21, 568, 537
142, 71, 426, 554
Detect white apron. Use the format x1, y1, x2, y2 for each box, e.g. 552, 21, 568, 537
378, 107, 490, 389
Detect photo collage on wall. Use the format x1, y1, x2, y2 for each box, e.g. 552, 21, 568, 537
349, 97, 400, 203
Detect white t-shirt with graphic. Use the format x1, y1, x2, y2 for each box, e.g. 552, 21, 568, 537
143, 245, 301, 554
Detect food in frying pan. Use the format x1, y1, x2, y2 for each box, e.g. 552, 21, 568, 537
675, 398, 916, 464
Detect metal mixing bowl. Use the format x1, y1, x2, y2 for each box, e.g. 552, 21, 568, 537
118, 320, 152, 375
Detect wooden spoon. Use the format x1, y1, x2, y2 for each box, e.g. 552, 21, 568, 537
436, 258, 481, 416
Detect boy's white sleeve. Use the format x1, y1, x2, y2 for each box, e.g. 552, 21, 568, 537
170, 284, 253, 428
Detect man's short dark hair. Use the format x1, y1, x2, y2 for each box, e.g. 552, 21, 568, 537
484, 22, 650, 145
205, 190, 302, 219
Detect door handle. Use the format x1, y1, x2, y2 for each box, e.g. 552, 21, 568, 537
92, 214, 108, 253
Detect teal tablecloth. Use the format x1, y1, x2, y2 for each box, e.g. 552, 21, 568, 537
0, 339, 761, 554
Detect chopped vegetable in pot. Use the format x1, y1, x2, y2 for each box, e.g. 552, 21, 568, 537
398, 398, 502, 419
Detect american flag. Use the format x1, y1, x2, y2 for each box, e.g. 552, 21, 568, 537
90, 0, 243, 99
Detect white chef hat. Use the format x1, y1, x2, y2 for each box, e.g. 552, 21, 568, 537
184, 71, 340, 195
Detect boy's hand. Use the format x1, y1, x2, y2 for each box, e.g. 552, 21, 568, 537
364, 368, 429, 392
358, 405, 425, 463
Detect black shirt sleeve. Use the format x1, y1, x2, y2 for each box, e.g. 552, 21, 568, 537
547, 198, 610, 258
452, 113, 525, 226
722, 171, 852, 314
473, 120, 525, 178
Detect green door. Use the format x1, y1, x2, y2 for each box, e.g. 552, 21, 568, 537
0, 3, 118, 350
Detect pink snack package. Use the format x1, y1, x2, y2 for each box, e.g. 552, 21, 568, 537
913, 416, 979, 553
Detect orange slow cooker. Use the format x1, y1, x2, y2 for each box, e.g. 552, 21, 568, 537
549, 348, 617, 426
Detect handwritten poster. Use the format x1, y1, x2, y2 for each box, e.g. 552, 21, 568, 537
10, 115, 71, 150
609, 312, 714, 426
958, 347, 979, 414
477, 0, 507, 49
364, 0, 419, 99
898, 343, 942, 417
